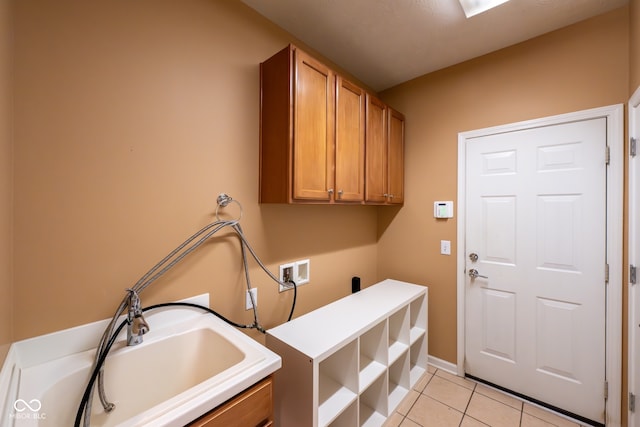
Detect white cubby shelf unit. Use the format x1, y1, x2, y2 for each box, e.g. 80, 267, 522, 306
266, 279, 428, 427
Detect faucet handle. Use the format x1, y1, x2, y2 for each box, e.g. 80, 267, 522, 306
126, 288, 142, 309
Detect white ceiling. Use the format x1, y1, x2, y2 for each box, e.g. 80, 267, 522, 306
242, 0, 628, 91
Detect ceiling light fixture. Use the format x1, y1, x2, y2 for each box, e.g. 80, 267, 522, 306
458, 0, 511, 18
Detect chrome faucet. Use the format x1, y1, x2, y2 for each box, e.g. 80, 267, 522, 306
126, 289, 149, 346
81, 194, 275, 427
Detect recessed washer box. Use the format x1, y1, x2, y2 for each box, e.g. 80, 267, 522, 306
295, 259, 310, 285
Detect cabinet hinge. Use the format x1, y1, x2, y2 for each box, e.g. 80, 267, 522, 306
631, 392, 636, 412
632, 137, 638, 157
632, 265, 637, 285
605, 381, 609, 400
606, 146, 611, 165
605, 263, 609, 284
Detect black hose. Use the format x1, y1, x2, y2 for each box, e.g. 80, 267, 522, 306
146, 302, 253, 330
74, 318, 127, 427
74, 301, 263, 427
287, 280, 297, 322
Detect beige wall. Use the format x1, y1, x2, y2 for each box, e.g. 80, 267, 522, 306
631, 0, 640, 93
6, 0, 634, 372
12, 0, 379, 342
379, 7, 630, 363
0, 0, 13, 362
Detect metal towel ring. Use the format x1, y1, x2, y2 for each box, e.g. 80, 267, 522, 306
215, 193, 243, 222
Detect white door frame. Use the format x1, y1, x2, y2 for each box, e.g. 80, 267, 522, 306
456, 104, 623, 426
629, 87, 640, 427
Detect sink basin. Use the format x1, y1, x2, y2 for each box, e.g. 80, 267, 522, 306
4, 298, 281, 427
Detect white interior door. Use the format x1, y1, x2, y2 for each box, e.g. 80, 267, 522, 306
464, 117, 607, 424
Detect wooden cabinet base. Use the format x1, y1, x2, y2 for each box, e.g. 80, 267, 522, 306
187, 376, 273, 427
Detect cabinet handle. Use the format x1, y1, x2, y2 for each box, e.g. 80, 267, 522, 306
388, 194, 394, 199
337, 189, 343, 198
328, 189, 334, 195
383, 193, 389, 197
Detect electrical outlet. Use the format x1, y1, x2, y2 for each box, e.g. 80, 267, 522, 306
245, 288, 257, 310
440, 240, 451, 255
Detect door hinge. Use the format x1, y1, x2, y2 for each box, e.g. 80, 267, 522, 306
632, 137, 638, 157
631, 392, 636, 412
632, 265, 637, 285
606, 145, 611, 165
605, 263, 610, 284
605, 381, 609, 400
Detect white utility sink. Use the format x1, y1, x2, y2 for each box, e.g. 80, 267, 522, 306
0, 295, 281, 427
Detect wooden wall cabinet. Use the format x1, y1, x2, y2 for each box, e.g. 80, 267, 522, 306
386, 107, 405, 205
259, 45, 400, 205
335, 75, 366, 202
364, 94, 387, 204
266, 280, 428, 427
188, 376, 273, 427
260, 44, 364, 204
365, 95, 405, 205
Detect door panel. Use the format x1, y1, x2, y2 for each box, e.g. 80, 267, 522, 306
335, 76, 365, 202
481, 288, 516, 362
365, 94, 387, 203
293, 49, 334, 201
387, 108, 405, 204
465, 118, 606, 424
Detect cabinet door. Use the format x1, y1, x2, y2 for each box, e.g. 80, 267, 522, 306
188, 377, 273, 427
293, 49, 335, 201
335, 76, 365, 202
365, 94, 388, 204
387, 108, 405, 205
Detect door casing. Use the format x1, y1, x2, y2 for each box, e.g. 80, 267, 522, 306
628, 88, 640, 427
456, 104, 623, 426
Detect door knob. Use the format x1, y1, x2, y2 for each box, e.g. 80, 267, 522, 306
469, 253, 478, 262
468, 269, 488, 279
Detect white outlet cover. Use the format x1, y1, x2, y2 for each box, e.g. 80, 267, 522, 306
440, 240, 451, 255
245, 288, 257, 310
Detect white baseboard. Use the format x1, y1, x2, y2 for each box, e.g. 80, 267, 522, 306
428, 355, 457, 375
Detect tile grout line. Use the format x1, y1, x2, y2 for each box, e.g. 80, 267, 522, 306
392, 369, 429, 427
391, 367, 587, 427
458, 378, 477, 426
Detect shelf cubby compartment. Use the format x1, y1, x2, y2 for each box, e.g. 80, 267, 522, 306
318, 340, 359, 427
409, 333, 427, 387
409, 295, 427, 345
388, 306, 409, 364
328, 401, 357, 427
359, 321, 388, 393
267, 279, 428, 427
388, 351, 410, 413
359, 374, 388, 427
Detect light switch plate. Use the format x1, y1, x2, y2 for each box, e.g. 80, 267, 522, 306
440, 240, 451, 255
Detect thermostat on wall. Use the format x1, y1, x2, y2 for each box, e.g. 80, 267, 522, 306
434, 201, 454, 218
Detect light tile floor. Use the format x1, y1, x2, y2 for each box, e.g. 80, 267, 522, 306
383, 366, 589, 427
